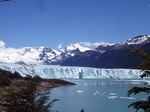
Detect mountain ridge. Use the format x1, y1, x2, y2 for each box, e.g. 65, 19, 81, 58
0, 35, 149, 68
61, 35, 150, 68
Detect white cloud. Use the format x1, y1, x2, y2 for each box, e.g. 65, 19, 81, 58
79, 41, 113, 47
79, 42, 93, 47
57, 43, 62, 49
0, 41, 5, 48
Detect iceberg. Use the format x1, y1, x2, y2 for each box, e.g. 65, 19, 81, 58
0, 63, 142, 79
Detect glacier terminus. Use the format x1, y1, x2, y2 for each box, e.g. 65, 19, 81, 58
0, 63, 142, 79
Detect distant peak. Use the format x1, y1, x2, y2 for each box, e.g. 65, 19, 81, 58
96, 43, 114, 47
65, 43, 92, 52
122, 35, 150, 45
65, 43, 76, 51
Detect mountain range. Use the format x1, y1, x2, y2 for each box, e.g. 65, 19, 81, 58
0, 35, 150, 68
61, 35, 150, 68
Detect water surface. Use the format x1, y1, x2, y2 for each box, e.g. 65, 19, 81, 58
51, 79, 146, 112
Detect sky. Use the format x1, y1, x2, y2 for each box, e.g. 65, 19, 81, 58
0, 0, 150, 49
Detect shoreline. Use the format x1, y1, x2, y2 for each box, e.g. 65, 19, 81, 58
0, 78, 75, 112
37, 79, 76, 92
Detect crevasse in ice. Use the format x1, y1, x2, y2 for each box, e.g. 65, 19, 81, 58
0, 63, 142, 79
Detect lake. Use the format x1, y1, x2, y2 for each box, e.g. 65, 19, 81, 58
51, 79, 147, 112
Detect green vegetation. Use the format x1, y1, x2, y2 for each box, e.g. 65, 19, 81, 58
0, 69, 11, 86
0, 70, 59, 112
128, 49, 150, 112
2, 79, 58, 112
0, 69, 22, 86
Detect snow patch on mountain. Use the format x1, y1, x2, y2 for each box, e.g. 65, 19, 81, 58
0, 35, 149, 65
53, 49, 61, 55
0, 42, 93, 64
65, 43, 91, 52
121, 35, 150, 45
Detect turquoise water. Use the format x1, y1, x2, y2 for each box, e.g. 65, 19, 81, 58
50, 79, 147, 112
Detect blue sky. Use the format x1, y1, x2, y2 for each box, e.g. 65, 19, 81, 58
0, 0, 150, 49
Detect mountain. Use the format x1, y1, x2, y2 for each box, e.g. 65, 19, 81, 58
41, 43, 92, 65
61, 35, 150, 68
0, 43, 92, 65
0, 35, 149, 68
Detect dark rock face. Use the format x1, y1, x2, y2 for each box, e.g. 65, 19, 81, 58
61, 35, 150, 68
39, 47, 57, 64
40, 46, 82, 65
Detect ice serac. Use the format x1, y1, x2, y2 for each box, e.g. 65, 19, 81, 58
0, 64, 142, 79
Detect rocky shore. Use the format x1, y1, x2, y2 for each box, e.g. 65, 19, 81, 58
0, 69, 75, 112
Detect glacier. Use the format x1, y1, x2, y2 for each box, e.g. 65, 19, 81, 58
0, 63, 142, 79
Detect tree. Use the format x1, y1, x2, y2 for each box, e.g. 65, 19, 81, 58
0, 69, 12, 86
1, 78, 59, 112
128, 49, 150, 112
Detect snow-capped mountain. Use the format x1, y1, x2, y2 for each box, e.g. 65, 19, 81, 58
0, 43, 93, 65
96, 35, 150, 51
0, 35, 149, 68
65, 43, 92, 52
121, 35, 150, 45
61, 35, 150, 68
95, 43, 115, 52
39, 47, 59, 63
42, 43, 92, 65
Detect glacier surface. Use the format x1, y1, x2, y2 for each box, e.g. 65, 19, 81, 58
0, 63, 142, 79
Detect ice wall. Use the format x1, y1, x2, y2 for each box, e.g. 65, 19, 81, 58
0, 63, 142, 79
